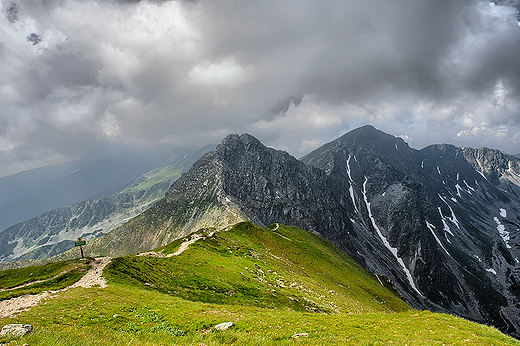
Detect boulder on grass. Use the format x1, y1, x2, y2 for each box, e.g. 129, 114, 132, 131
213, 322, 233, 331
0, 324, 33, 337
291, 332, 309, 338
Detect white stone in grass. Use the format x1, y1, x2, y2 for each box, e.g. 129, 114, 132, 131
0, 324, 33, 337
214, 322, 234, 330
291, 332, 309, 338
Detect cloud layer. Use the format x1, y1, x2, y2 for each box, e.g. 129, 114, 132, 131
1, 0, 519, 176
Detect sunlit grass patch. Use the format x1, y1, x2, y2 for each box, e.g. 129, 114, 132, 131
2, 283, 517, 345
107, 222, 410, 315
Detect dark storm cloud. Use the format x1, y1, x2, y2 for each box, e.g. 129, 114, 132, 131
1, 0, 520, 176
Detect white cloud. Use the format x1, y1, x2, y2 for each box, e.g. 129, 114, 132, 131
188, 57, 249, 87
99, 111, 121, 139
457, 126, 509, 140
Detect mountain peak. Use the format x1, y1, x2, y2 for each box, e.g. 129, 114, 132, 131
302, 125, 414, 178
221, 133, 262, 147
338, 125, 407, 147
217, 133, 266, 158
348, 124, 378, 134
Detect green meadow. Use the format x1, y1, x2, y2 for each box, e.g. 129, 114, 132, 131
0, 222, 518, 345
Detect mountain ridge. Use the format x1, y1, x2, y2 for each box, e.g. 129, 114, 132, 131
6, 125, 520, 338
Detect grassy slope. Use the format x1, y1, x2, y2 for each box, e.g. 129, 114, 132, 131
0, 223, 518, 345
0, 260, 78, 289
108, 222, 410, 314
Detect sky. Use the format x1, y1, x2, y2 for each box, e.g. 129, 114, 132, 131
1, 0, 520, 177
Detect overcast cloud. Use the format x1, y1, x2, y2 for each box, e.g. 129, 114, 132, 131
1, 0, 519, 177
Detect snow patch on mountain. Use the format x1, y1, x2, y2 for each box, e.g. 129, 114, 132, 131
426, 221, 451, 257
487, 268, 497, 275
346, 155, 359, 213
438, 207, 454, 236
494, 216, 511, 248
455, 184, 463, 197
476, 169, 488, 180
438, 195, 460, 230
463, 180, 475, 193
362, 176, 423, 297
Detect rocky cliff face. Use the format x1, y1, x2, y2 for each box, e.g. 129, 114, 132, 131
301, 126, 520, 337
214, 134, 353, 238
462, 146, 520, 196
55, 126, 520, 337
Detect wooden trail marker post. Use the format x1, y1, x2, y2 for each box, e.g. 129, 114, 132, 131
75, 237, 86, 259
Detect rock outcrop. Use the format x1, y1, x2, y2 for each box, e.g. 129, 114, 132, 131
0, 324, 33, 337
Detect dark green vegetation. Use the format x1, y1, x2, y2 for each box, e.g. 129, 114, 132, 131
0, 259, 90, 301
0, 223, 518, 345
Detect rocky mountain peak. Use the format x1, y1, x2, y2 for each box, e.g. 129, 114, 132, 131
303, 126, 418, 193
455, 147, 520, 200
214, 133, 275, 171
336, 125, 409, 152
462, 147, 520, 187
220, 133, 263, 150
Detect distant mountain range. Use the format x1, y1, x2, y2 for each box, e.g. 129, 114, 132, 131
0, 151, 172, 232
0, 145, 215, 263
2, 125, 520, 338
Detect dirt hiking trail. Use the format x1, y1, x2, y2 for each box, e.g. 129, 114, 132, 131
0, 257, 111, 318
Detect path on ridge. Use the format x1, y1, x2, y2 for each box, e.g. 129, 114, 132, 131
138, 232, 210, 258
0, 257, 111, 318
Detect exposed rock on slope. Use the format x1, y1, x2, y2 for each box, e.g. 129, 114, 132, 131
0, 185, 166, 263
462, 146, 520, 196
302, 125, 520, 337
